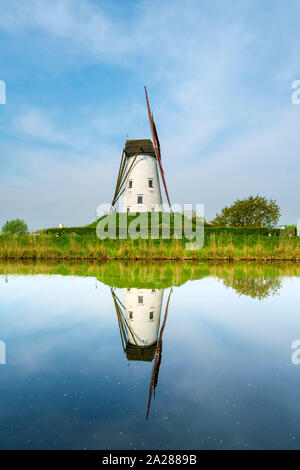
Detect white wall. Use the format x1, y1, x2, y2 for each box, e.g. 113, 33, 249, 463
123, 288, 164, 347
122, 154, 163, 212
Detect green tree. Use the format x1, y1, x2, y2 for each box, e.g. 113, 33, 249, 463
1, 219, 28, 235
212, 195, 281, 227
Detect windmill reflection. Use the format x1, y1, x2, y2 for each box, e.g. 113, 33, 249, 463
110, 286, 172, 419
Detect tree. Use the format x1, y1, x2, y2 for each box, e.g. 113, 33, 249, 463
1, 219, 28, 235
212, 195, 281, 227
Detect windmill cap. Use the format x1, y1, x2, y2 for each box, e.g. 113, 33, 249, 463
125, 343, 157, 362
125, 139, 156, 157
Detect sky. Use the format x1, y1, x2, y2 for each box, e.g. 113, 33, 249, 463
0, 0, 300, 231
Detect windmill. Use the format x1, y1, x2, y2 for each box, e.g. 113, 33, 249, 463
111, 87, 172, 213
110, 286, 172, 420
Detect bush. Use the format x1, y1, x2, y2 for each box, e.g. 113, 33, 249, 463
1, 219, 28, 235
204, 227, 280, 236
41, 227, 96, 236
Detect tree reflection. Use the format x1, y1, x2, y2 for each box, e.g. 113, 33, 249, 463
222, 276, 282, 300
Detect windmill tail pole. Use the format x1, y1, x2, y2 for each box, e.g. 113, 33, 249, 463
111, 146, 142, 209
144, 86, 172, 211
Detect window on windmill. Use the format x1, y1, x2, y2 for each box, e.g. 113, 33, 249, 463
137, 195, 143, 204
138, 295, 143, 304
129, 179, 133, 188
149, 311, 154, 321
148, 179, 153, 188
129, 311, 133, 320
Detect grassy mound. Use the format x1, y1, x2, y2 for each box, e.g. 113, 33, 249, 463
41, 212, 280, 238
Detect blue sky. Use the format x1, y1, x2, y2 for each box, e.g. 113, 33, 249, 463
0, 0, 299, 230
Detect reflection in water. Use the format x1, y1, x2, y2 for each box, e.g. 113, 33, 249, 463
2, 261, 300, 301
1, 263, 300, 449
124, 288, 164, 356
222, 276, 282, 300
2, 260, 300, 290
111, 286, 172, 419
107, 267, 282, 422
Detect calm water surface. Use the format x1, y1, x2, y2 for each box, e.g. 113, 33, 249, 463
0, 262, 300, 450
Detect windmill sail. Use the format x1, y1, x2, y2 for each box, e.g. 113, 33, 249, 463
146, 287, 173, 420
144, 86, 172, 210
152, 116, 160, 153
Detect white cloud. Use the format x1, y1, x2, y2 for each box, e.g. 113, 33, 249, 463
0, 140, 121, 230
12, 108, 69, 145
0, 0, 127, 62
165, 106, 300, 223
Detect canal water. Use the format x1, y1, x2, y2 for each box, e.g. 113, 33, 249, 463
0, 262, 300, 450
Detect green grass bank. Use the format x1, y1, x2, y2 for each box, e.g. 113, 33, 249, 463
1, 232, 300, 261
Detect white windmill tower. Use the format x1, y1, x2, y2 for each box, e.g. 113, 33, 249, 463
110, 286, 172, 418
111, 87, 172, 213
122, 140, 163, 213
123, 288, 164, 360
110, 286, 164, 361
